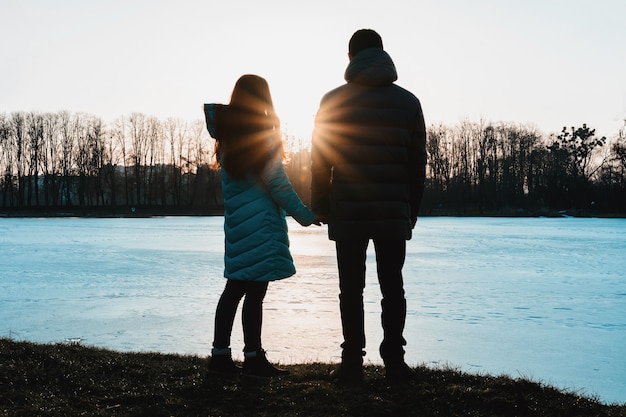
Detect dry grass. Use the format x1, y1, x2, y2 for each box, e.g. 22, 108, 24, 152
1, 338, 624, 417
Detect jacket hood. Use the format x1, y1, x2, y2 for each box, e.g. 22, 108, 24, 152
344, 48, 398, 86
203, 103, 224, 139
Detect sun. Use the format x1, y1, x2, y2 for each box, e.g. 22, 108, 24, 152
274, 99, 317, 149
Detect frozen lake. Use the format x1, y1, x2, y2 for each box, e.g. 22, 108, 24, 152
1, 216, 625, 404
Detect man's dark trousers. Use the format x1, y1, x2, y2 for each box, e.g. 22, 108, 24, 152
335, 238, 407, 364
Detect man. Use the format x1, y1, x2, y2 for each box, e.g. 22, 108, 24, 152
311, 29, 427, 383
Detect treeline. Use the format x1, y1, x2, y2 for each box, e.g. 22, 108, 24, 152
0, 111, 219, 214
424, 120, 626, 215
1, 111, 625, 216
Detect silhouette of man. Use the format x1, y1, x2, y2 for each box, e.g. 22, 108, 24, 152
311, 29, 427, 383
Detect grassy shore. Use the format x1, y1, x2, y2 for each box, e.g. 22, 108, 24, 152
1, 338, 624, 417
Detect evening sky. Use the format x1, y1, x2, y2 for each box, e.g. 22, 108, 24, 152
1, 0, 625, 140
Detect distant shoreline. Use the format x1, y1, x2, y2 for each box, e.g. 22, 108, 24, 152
1, 206, 625, 219
0, 207, 224, 218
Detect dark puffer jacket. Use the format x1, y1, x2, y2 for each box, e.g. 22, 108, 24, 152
311, 47, 427, 240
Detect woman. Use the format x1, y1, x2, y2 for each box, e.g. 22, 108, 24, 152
204, 74, 318, 377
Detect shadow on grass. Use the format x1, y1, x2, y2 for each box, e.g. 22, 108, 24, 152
1, 338, 624, 417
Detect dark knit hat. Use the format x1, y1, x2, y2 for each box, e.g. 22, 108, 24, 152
348, 29, 383, 57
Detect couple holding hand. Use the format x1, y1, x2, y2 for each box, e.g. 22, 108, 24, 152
204, 29, 427, 383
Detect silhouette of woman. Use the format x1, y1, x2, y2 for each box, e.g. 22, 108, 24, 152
204, 74, 319, 377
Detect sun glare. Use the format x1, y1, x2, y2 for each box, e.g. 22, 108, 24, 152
275, 102, 317, 147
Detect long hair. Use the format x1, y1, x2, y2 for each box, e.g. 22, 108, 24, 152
214, 74, 284, 179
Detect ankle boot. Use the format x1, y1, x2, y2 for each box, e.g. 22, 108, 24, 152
331, 349, 364, 383
243, 350, 289, 377
384, 360, 414, 383
379, 343, 413, 382
208, 348, 240, 375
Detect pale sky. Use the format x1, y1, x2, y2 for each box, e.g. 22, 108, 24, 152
1, 0, 625, 140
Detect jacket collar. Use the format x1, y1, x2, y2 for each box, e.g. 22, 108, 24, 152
344, 48, 398, 86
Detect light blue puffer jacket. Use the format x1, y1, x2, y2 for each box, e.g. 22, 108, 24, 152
205, 103, 316, 281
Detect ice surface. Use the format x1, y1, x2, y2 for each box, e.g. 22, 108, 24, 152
1, 216, 624, 403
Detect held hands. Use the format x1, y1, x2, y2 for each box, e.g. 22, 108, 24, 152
312, 214, 328, 226
297, 213, 326, 227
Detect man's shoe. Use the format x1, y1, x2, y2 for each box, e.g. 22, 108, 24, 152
331, 363, 364, 384
385, 361, 414, 383
243, 350, 289, 377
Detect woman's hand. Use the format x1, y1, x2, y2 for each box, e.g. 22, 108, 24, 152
312, 214, 328, 226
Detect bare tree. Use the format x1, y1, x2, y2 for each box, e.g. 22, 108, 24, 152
128, 113, 149, 205
86, 115, 106, 206
25, 112, 45, 206
0, 114, 15, 207
42, 113, 61, 206
186, 120, 211, 206
57, 111, 76, 206
426, 124, 453, 193
164, 118, 186, 205
145, 116, 164, 206
102, 127, 121, 208
9, 112, 28, 207
111, 116, 131, 206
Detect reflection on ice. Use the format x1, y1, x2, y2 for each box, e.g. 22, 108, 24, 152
0, 216, 625, 404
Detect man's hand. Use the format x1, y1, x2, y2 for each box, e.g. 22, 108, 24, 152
314, 214, 329, 225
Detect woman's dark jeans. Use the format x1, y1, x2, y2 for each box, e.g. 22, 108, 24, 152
213, 279, 269, 353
